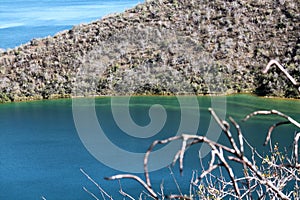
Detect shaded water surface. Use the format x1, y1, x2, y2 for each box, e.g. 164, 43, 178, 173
0, 95, 299, 199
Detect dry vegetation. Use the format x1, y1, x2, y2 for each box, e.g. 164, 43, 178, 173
1, 0, 299, 101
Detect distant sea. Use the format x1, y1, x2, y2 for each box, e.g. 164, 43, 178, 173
0, 0, 143, 50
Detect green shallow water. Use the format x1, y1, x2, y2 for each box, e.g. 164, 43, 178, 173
0, 95, 299, 199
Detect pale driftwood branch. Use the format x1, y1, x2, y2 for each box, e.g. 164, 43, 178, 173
143, 134, 236, 193
294, 132, 300, 168
146, 132, 242, 197
240, 183, 259, 199
118, 180, 135, 200
165, 194, 192, 200
168, 166, 183, 196
209, 108, 241, 156
227, 156, 290, 200
178, 137, 188, 174
80, 168, 113, 200
229, 117, 244, 156
263, 59, 300, 92
215, 147, 241, 197
209, 150, 217, 169
189, 172, 194, 198
264, 121, 291, 145
144, 135, 182, 188
211, 109, 292, 199
243, 110, 300, 128
196, 164, 219, 184
119, 189, 135, 200
105, 174, 158, 199
83, 187, 100, 200
105, 108, 298, 199
243, 109, 300, 146
159, 180, 165, 199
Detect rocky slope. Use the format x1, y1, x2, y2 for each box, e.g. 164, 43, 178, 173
0, 0, 299, 102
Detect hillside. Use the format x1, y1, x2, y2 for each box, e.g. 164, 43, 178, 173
0, 0, 299, 102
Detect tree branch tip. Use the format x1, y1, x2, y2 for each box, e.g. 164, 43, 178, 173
242, 116, 249, 122
165, 195, 192, 200
171, 162, 178, 169
180, 169, 183, 175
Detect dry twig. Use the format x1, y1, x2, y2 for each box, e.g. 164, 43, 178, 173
244, 110, 300, 145
81, 168, 113, 200
105, 174, 158, 199
107, 106, 300, 199
263, 59, 299, 93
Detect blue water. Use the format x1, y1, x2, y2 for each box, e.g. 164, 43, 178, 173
0, 1, 299, 199
0, 95, 299, 199
0, 0, 143, 49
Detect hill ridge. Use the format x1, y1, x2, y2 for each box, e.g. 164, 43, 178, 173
0, 0, 299, 102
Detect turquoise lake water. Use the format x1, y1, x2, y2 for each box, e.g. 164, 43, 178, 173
0, 95, 299, 199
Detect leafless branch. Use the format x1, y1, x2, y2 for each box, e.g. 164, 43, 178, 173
243, 109, 299, 169
83, 187, 100, 200
165, 194, 192, 200
168, 166, 183, 196
263, 121, 291, 145
196, 162, 219, 183
294, 132, 300, 167
118, 180, 135, 200
144, 135, 181, 188
263, 59, 299, 93
209, 108, 241, 156
229, 117, 244, 156
227, 156, 290, 199
80, 168, 113, 200
104, 106, 298, 200
159, 180, 165, 199
243, 109, 300, 129
105, 174, 158, 199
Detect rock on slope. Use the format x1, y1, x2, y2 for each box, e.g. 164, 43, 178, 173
0, 0, 299, 102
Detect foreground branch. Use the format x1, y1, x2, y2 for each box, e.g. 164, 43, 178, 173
263, 60, 300, 93
105, 174, 158, 199
104, 107, 299, 199
81, 59, 299, 199
243, 110, 300, 146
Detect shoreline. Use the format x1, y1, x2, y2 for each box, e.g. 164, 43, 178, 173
1, 92, 299, 105
0, 0, 299, 102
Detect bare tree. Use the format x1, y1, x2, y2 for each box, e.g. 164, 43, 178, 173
106, 60, 300, 199
104, 107, 299, 199
84, 60, 299, 199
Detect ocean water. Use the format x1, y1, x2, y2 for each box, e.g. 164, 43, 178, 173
0, 95, 299, 199
0, 0, 143, 49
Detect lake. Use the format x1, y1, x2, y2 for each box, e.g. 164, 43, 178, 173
0, 95, 299, 199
